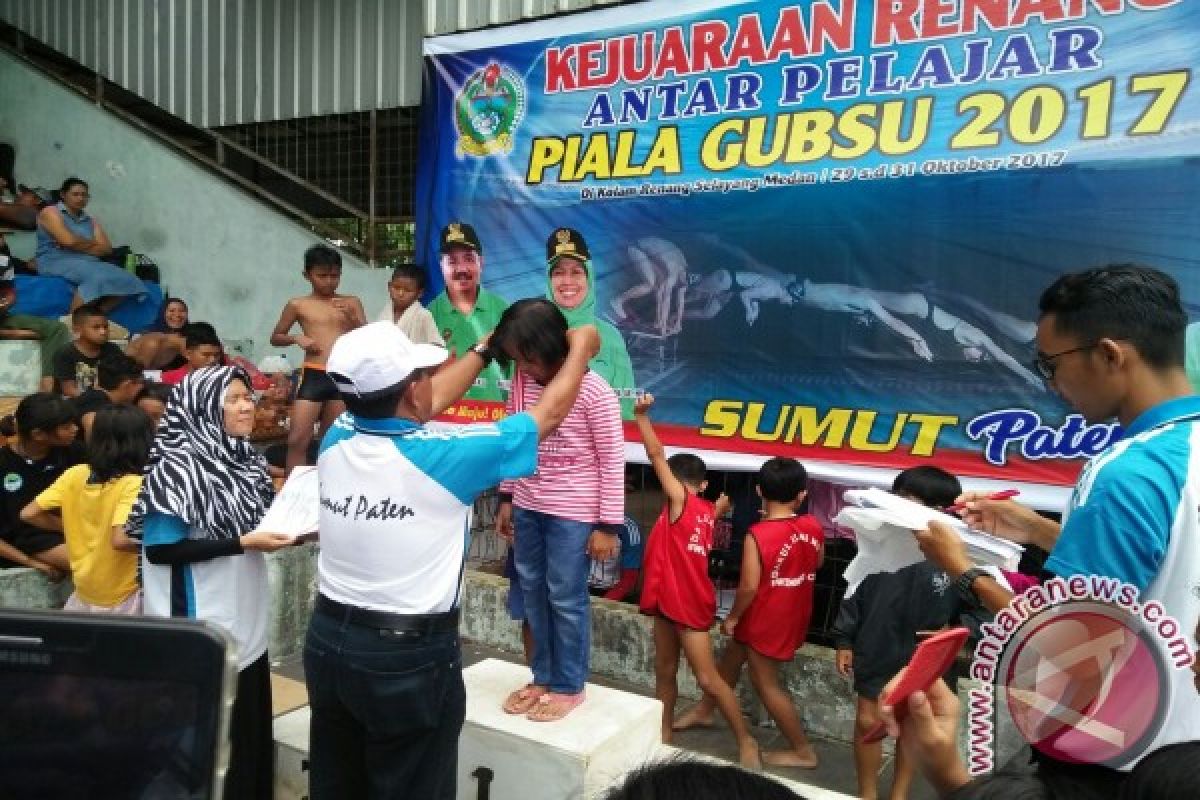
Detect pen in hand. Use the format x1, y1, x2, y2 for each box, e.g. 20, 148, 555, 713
944, 489, 1020, 515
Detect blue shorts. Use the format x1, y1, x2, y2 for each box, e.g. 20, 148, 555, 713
38, 252, 147, 303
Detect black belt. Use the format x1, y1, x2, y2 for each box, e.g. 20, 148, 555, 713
316, 594, 459, 634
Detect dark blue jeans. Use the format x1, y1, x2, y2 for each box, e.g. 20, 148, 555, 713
513, 507, 593, 694
303, 606, 465, 800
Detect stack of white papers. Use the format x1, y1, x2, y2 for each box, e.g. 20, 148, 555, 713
253, 465, 320, 542
837, 488, 1023, 596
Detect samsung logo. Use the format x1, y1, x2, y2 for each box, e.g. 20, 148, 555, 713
0, 650, 51, 665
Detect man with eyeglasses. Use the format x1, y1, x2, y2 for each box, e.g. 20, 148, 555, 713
912, 265, 1200, 786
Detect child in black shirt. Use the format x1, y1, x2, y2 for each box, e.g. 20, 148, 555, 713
833, 466, 973, 800
52, 303, 124, 397
0, 393, 79, 577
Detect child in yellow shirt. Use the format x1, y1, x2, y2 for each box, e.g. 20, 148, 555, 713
22, 405, 152, 612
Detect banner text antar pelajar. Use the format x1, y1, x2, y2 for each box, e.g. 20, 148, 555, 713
527, 0, 1185, 183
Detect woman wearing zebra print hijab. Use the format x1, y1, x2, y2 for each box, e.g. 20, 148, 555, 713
132, 365, 294, 799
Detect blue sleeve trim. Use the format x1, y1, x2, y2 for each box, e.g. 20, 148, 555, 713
395, 413, 540, 505
1048, 432, 1182, 592
142, 512, 190, 546
318, 414, 357, 457
185, 567, 196, 618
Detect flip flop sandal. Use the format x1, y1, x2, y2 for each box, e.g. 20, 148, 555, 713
526, 691, 586, 722
502, 684, 547, 715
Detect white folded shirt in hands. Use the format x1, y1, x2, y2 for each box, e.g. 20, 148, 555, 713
836, 488, 1022, 596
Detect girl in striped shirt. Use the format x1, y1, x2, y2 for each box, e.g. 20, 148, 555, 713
492, 298, 625, 722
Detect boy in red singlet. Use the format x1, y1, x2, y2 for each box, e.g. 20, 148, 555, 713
634, 395, 761, 767
675, 456, 824, 769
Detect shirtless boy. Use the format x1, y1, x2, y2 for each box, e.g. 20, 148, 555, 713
270, 244, 366, 475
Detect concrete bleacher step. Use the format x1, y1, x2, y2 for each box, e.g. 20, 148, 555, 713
272, 659, 856, 800
0, 320, 133, 399
0, 340, 42, 396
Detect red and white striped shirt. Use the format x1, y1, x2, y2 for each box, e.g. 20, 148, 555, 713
499, 369, 625, 525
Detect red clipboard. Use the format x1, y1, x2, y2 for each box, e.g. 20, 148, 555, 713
861, 626, 970, 744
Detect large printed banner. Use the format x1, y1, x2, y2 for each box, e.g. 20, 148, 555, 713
417, 0, 1200, 488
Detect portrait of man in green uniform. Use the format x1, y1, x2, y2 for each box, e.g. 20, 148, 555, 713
428, 221, 510, 402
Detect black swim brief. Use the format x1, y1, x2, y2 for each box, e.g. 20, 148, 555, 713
296, 364, 340, 403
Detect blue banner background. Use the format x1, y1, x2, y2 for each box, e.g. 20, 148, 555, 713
417, 0, 1200, 482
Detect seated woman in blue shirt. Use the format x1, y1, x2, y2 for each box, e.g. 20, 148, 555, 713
35, 178, 145, 313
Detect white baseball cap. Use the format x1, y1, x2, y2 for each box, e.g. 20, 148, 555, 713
326, 321, 448, 398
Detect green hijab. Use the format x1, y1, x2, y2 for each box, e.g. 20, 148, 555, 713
548, 257, 636, 420
1186, 322, 1200, 394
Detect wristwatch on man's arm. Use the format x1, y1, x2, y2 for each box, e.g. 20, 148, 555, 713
954, 566, 989, 604
470, 341, 493, 366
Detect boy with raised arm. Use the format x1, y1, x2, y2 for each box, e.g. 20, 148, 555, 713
635, 393, 760, 767
676, 457, 825, 771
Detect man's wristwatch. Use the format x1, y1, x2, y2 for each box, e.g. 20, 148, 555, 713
955, 566, 988, 603
471, 341, 493, 366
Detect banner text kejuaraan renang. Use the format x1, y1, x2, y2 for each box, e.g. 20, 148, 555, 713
525, 0, 1188, 183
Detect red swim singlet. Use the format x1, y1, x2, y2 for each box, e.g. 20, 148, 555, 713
640, 493, 716, 630
734, 515, 824, 660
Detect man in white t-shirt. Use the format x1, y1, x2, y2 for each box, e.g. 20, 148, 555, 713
304, 316, 598, 800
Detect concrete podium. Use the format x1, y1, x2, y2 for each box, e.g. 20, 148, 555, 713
272, 658, 857, 800
458, 659, 662, 800
273, 705, 310, 800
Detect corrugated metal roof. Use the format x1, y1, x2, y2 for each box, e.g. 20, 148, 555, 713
0, 0, 651, 123
423, 0, 638, 36
0, 0, 424, 125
